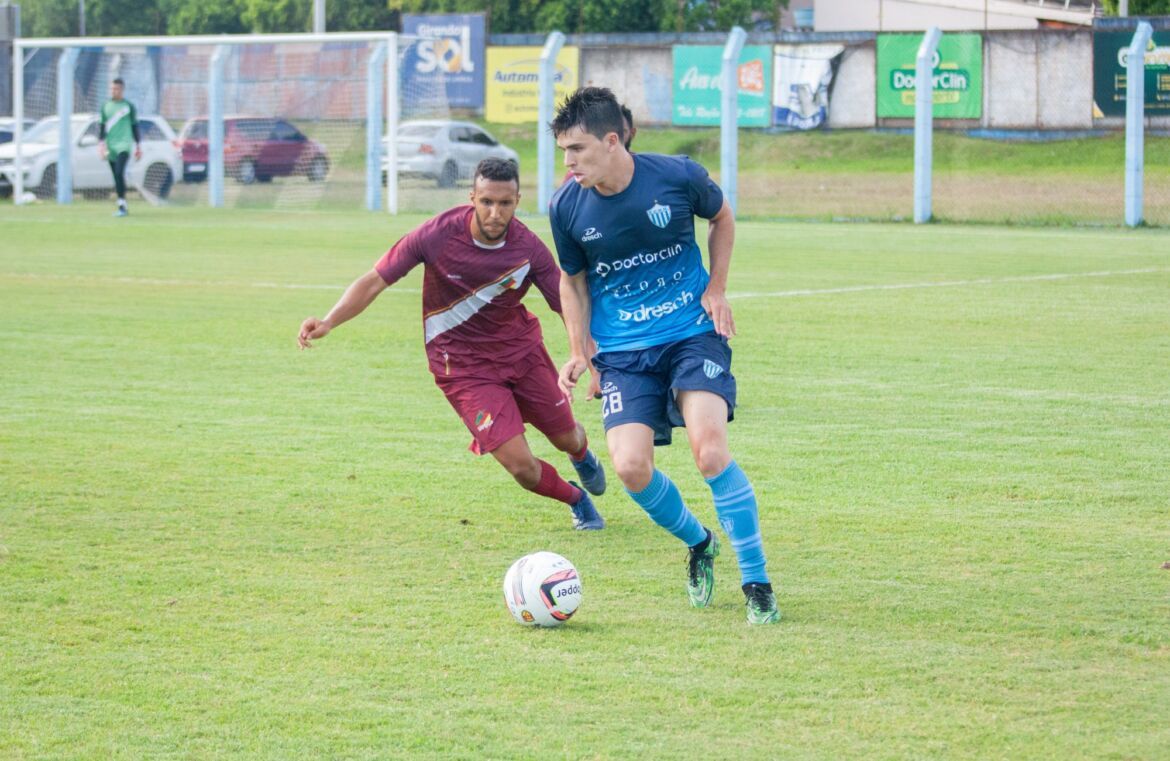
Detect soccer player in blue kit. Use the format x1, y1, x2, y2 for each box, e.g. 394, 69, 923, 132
548, 87, 779, 624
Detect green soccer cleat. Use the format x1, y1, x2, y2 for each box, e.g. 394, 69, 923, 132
686, 530, 719, 608
742, 582, 780, 625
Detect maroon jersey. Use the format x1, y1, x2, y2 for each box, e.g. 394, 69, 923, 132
375, 206, 563, 377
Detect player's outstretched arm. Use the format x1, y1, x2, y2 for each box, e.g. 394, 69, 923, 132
298, 269, 388, 349
557, 270, 592, 398
703, 199, 737, 338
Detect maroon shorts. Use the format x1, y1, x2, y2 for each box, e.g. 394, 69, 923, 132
434, 344, 577, 455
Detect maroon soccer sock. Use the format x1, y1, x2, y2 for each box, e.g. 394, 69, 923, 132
533, 460, 583, 505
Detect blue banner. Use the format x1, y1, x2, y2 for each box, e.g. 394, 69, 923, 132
402, 13, 485, 109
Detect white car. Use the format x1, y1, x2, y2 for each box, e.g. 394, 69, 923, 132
0, 113, 182, 200
384, 120, 519, 188
0, 118, 36, 145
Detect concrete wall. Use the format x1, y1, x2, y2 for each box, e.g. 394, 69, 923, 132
580, 46, 674, 127
573, 30, 1107, 131
829, 42, 876, 128
984, 31, 1093, 129
815, 0, 1038, 32
1036, 31, 1094, 129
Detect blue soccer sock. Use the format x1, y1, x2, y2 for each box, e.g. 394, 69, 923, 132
707, 461, 769, 586
626, 469, 708, 547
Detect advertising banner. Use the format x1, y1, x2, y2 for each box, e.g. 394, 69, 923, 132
672, 45, 772, 127
876, 33, 983, 119
1093, 31, 1170, 117
772, 44, 845, 130
485, 46, 580, 124
402, 14, 486, 108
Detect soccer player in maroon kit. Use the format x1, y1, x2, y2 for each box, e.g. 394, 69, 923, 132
297, 158, 606, 529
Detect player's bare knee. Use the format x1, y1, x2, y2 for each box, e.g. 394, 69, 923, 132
502, 457, 541, 489
693, 440, 731, 479
613, 455, 653, 492
549, 423, 585, 453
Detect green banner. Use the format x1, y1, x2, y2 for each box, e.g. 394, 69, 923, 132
876, 34, 983, 119
1093, 31, 1170, 117
672, 45, 772, 127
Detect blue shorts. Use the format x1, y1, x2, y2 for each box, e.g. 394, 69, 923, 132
592, 332, 736, 446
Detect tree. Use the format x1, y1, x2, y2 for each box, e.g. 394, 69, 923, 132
163, 0, 249, 35
18, 0, 86, 37
1101, 0, 1170, 13
84, 0, 168, 35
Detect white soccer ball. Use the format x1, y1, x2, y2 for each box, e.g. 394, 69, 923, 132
503, 551, 582, 627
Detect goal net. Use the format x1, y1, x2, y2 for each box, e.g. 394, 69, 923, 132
8, 32, 453, 213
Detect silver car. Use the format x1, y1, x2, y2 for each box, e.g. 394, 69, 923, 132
385, 120, 519, 188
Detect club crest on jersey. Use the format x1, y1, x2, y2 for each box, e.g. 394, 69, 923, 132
703, 360, 724, 379
646, 202, 672, 229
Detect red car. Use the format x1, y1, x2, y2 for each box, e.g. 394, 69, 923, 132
177, 116, 329, 184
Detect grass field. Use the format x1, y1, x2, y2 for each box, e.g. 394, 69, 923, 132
2, 206, 1169, 759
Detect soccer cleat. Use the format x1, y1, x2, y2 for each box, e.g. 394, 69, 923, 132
113, 207, 128, 217
742, 582, 780, 625
686, 530, 720, 608
568, 483, 605, 531
570, 449, 607, 496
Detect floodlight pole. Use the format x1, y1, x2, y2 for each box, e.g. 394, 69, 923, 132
1124, 21, 1152, 228
537, 30, 565, 214
56, 46, 79, 204
208, 44, 227, 208
913, 27, 942, 224
720, 26, 746, 215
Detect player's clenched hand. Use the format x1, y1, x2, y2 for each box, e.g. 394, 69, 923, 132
298, 317, 331, 349
586, 369, 601, 401
558, 356, 589, 399
701, 289, 736, 338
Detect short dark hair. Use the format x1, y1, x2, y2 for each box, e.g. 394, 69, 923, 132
620, 104, 635, 149
550, 87, 624, 142
474, 157, 518, 187
112, 77, 125, 86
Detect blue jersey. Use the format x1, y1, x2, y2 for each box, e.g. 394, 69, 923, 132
549, 153, 725, 353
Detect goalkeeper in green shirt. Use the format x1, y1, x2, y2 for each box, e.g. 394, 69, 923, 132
99, 78, 141, 217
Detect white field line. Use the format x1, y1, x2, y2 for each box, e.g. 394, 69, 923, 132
1, 267, 1166, 298
727, 267, 1169, 300
0, 271, 418, 293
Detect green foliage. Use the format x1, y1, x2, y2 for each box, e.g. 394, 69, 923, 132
15, 0, 786, 37
18, 0, 86, 37
163, 0, 249, 35
1101, 0, 1170, 14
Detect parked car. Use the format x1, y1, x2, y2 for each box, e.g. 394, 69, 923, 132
0, 113, 181, 199
0, 118, 36, 145
384, 120, 519, 188
177, 116, 330, 184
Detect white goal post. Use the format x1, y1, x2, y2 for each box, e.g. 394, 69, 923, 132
9, 31, 433, 213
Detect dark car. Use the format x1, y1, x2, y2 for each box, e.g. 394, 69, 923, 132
177, 116, 329, 184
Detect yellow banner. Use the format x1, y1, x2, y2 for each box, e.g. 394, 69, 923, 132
485, 46, 580, 124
